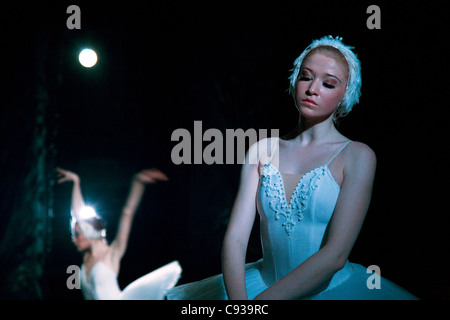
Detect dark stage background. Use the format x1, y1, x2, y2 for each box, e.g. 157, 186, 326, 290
0, 1, 447, 300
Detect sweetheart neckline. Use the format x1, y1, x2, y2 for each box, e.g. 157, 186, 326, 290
264, 162, 340, 208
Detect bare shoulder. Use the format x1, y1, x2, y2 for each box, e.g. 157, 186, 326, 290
344, 141, 377, 174
346, 141, 376, 162
247, 137, 280, 165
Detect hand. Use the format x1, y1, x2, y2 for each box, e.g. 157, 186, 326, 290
56, 167, 80, 184
133, 168, 169, 185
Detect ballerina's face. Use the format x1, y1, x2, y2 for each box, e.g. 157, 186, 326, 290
295, 51, 348, 122
72, 223, 91, 252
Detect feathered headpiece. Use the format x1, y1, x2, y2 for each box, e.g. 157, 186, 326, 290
71, 206, 106, 239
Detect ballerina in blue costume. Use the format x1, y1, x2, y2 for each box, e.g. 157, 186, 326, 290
167, 36, 418, 300
57, 167, 181, 300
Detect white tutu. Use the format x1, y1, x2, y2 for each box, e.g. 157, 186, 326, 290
166, 260, 266, 300
166, 260, 418, 300
81, 260, 182, 300
121, 260, 182, 300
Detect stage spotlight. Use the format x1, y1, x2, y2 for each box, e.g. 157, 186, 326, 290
79, 49, 98, 68
79, 206, 98, 219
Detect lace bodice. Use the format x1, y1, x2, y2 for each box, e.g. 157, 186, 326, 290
256, 141, 352, 287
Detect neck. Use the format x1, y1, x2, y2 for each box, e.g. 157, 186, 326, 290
294, 115, 337, 145
85, 238, 107, 258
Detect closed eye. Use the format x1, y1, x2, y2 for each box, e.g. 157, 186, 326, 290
299, 77, 335, 89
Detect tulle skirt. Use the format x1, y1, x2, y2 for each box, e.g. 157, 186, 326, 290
120, 260, 182, 300
165, 260, 419, 300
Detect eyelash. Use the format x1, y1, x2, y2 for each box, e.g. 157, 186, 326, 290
298, 76, 335, 89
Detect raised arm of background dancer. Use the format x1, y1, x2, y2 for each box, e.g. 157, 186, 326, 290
110, 168, 169, 260
57, 167, 85, 220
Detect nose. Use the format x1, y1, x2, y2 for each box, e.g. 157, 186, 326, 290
306, 79, 320, 96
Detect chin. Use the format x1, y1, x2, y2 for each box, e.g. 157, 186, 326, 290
74, 244, 90, 252
299, 108, 319, 119
300, 108, 334, 122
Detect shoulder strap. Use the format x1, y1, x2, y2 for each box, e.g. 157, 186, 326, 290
326, 141, 352, 166
259, 137, 279, 164
258, 137, 279, 174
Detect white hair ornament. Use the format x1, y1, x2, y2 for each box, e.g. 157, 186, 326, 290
288, 35, 362, 119
71, 206, 106, 239
75, 219, 106, 239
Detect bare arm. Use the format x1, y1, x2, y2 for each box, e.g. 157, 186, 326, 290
57, 167, 85, 220
110, 169, 169, 260
254, 142, 377, 300
222, 139, 272, 300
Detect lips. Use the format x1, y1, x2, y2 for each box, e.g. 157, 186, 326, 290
301, 98, 317, 107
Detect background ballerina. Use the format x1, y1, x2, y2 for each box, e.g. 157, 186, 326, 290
57, 167, 181, 300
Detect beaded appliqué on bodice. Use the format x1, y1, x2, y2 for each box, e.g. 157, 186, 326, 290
260, 163, 328, 236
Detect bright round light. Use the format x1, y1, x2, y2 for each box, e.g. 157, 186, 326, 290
79, 49, 98, 68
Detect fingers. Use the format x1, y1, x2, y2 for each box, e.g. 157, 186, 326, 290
55, 167, 79, 183
144, 169, 169, 181
135, 168, 169, 184
56, 167, 68, 184
56, 166, 169, 185
57, 177, 69, 184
